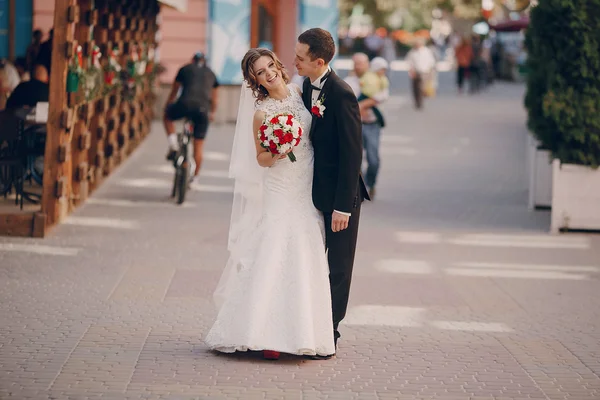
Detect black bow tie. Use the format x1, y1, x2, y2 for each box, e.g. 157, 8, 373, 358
311, 69, 331, 91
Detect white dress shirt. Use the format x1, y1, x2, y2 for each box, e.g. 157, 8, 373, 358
310, 67, 331, 106
310, 67, 352, 217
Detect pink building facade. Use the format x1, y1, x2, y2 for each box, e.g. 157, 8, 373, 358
158, 0, 208, 83
32, 0, 54, 34
156, 0, 338, 122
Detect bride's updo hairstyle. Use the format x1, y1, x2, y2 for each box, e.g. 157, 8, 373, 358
241, 48, 290, 103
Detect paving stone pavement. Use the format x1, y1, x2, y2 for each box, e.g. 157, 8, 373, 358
1, 74, 600, 400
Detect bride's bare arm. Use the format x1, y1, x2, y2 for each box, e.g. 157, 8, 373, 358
253, 110, 284, 167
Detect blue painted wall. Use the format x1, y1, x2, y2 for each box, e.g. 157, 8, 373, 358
15, 0, 33, 58
0, 0, 8, 58
0, 0, 33, 59
208, 0, 250, 85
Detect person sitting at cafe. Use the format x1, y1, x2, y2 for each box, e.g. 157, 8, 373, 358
14, 57, 31, 82
0, 59, 21, 110
6, 64, 49, 109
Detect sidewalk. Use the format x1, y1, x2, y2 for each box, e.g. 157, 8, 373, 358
1, 78, 599, 400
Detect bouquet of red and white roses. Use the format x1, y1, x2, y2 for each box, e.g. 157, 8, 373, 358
258, 113, 303, 162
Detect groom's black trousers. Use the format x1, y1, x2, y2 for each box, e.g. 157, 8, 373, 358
323, 201, 361, 344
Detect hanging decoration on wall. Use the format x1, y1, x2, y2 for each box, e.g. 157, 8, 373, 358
67, 45, 84, 93
145, 45, 155, 75
137, 43, 148, 76
120, 42, 155, 100
83, 45, 103, 100
104, 46, 122, 94
122, 43, 140, 100
145, 45, 165, 88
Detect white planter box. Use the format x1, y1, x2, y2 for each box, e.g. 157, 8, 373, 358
527, 135, 553, 210
551, 159, 600, 232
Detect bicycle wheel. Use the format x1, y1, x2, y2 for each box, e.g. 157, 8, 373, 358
170, 131, 184, 199
175, 161, 188, 205
171, 166, 179, 198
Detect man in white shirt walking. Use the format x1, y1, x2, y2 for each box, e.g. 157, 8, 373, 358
406, 38, 436, 109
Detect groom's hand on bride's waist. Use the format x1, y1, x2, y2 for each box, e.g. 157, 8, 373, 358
332, 211, 350, 232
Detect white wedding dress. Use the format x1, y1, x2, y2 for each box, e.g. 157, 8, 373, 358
205, 85, 335, 356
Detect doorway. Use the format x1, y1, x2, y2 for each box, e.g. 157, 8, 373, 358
251, 0, 278, 52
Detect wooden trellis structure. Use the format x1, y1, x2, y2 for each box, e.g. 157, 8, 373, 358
0, 0, 161, 237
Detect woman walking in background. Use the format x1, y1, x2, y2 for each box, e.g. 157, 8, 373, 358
454, 36, 473, 94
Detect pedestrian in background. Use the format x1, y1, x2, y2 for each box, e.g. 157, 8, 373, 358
345, 53, 389, 199
26, 30, 43, 75
36, 29, 53, 75
470, 35, 485, 93
406, 39, 436, 110
0, 59, 21, 110
381, 30, 397, 66
455, 36, 473, 94
364, 30, 383, 60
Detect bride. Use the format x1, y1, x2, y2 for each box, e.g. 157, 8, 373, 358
204, 48, 335, 359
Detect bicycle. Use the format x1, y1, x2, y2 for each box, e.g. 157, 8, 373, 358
170, 120, 194, 205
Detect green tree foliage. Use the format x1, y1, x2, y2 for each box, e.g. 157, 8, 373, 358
524, 0, 600, 167
339, 0, 482, 31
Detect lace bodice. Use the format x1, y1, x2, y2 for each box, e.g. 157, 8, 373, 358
254, 84, 314, 201
255, 85, 311, 126
255, 85, 313, 161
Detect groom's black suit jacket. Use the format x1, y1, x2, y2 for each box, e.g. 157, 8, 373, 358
302, 71, 370, 213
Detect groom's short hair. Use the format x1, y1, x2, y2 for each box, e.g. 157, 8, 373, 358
298, 28, 335, 64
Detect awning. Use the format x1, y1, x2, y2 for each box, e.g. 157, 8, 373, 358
157, 0, 188, 12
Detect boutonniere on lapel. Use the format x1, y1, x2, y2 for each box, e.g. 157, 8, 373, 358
311, 94, 326, 118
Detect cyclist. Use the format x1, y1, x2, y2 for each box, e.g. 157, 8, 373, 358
164, 52, 219, 185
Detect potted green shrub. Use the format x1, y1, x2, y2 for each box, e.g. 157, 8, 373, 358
524, 0, 600, 231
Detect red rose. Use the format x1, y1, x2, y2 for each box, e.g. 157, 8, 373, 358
259, 124, 268, 132
283, 133, 294, 143
260, 133, 267, 141
311, 106, 321, 116
295, 138, 301, 146
274, 129, 284, 139
298, 127, 302, 136
269, 142, 278, 153
270, 116, 279, 124
286, 115, 294, 126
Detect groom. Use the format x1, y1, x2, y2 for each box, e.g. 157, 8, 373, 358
295, 28, 370, 358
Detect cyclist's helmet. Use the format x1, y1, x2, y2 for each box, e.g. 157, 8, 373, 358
193, 52, 205, 62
